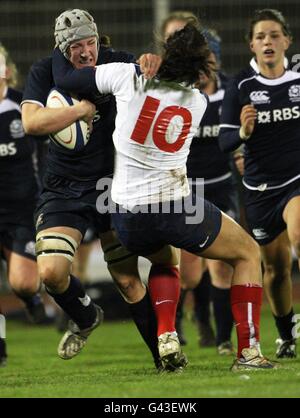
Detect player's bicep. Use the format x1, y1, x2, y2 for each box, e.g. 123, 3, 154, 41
21, 103, 43, 134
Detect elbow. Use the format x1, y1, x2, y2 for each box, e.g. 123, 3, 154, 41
218, 135, 227, 153
22, 117, 46, 136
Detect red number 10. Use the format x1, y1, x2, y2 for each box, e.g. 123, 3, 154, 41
130, 96, 192, 153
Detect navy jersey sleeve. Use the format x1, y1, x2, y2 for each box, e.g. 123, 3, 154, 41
218, 77, 243, 152
22, 57, 54, 107
51, 48, 98, 97
52, 47, 136, 98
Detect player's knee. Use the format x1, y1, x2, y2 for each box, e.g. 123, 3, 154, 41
236, 234, 261, 265
38, 262, 69, 289
264, 263, 291, 284
10, 278, 39, 296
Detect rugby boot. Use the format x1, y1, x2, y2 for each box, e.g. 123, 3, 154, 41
231, 347, 278, 372
58, 304, 103, 360
158, 332, 188, 372
217, 340, 235, 356
276, 338, 297, 358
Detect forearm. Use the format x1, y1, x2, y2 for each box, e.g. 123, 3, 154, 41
218, 128, 243, 153
52, 48, 97, 96
22, 104, 86, 136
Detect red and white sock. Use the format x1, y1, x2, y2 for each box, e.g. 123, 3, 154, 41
148, 265, 180, 337
231, 284, 263, 358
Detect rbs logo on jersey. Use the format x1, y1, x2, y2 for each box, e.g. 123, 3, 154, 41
0, 142, 17, 157
257, 106, 300, 124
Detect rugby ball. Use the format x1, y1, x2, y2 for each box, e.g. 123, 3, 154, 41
46, 89, 90, 150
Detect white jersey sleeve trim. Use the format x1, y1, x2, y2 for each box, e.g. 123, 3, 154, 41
21, 99, 44, 108
219, 123, 240, 129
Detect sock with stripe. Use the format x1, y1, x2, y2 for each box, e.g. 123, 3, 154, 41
148, 265, 181, 337
231, 284, 263, 358
47, 275, 97, 330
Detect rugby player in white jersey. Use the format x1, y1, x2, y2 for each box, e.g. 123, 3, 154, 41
52, 24, 277, 371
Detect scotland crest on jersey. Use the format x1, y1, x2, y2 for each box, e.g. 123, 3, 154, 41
9, 119, 24, 139
289, 85, 300, 102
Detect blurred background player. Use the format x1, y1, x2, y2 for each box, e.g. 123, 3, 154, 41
22, 9, 164, 370
219, 9, 298, 358
0, 44, 46, 329
160, 11, 236, 355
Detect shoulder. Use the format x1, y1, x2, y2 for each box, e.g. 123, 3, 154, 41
98, 47, 135, 65
29, 56, 52, 74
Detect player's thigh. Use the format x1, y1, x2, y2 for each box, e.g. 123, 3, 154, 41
200, 212, 260, 265
283, 195, 300, 251
260, 230, 292, 278
180, 250, 206, 289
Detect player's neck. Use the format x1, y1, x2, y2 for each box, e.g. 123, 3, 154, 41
0, 82, 7, 102
203, 79, 217, 96
258, 62, 286, 79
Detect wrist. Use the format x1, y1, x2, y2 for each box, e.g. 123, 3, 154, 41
239, 126, 251, 141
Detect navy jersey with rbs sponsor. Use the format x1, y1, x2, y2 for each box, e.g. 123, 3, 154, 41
0, 87, 38, 217
187, 83, 232, 181
22, 47, 135, 181
219, 59, 300, 189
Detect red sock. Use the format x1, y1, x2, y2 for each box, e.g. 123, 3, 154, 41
231, 284, 263, 358
148, 265, 180, 336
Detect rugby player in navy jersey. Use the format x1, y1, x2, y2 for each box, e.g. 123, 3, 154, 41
0, 46, 46, 318
161, 13, 235, 355
21, 9, 165, 369
219, 9, 299, 358
52, 24, 278, 371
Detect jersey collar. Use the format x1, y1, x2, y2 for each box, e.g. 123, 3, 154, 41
250, 57, 289, 74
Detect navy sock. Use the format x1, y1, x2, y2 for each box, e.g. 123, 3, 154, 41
193, 270, 211, 325
274, 309, 295, 341
129, 290, 159, 366
47, 275, 97, 330
15, 293, 42, 309
0, 338, 6, 358
211, 285, 233, 345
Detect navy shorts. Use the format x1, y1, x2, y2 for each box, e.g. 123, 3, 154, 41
35, 172, 111, 238
0, 221, 36, 261
244, 179, 300, 245
112, 194, 222, 256
200, 177, 239, 222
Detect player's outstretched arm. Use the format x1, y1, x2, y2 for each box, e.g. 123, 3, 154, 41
52, 48, 98, 97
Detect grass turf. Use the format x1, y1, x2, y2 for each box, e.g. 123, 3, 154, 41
0, 305, 299, 398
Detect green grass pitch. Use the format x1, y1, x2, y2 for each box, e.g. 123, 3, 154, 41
0, 305, 299, 398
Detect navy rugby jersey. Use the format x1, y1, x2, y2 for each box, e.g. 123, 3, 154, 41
0, 87, 38, 213
22, 47, 135, 181
219, 58, 300, 189
187, 76, 232, 183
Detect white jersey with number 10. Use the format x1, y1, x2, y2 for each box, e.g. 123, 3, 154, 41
95, 62, 208, 209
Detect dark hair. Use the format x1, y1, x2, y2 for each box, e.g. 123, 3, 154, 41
157, 24, 212, 85
100, 34, 111, 48
248, 9, 292, 41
